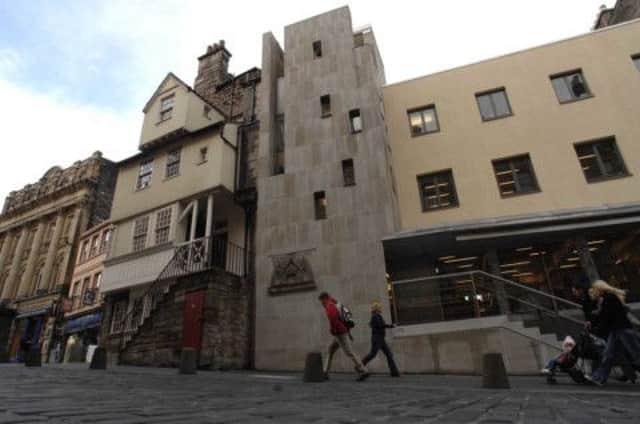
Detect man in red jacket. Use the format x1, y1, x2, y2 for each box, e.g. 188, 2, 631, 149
318, 292, 369, 381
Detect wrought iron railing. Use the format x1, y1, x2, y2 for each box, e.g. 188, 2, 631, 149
115, 237, 247, 350
391, 270, 584, 339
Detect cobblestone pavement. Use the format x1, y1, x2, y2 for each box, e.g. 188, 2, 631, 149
2, 364, 640, 423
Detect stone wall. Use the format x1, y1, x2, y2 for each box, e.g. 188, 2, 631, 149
595, 0, 640, 28
119, 269, 250, 369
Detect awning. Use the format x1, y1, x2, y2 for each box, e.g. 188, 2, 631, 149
63, 312, 102, 334
15, 308, 50, 320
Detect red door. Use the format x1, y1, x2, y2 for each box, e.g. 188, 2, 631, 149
182, 291, 205, 350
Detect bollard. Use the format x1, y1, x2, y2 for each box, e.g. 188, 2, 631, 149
482, 352, 510, 389
89, 347, 108, 370
303, 352, 325, 382
25, 348, 42, 367
179, 348, 197, 375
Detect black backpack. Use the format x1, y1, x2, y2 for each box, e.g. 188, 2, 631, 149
337, 302, 356, 329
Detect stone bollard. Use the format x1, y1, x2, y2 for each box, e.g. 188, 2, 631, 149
303, 352, 325, 383
25, 348, 42, 367
179, 348, 197, 375
482, 352, 510, 389
89, 347, 108, 370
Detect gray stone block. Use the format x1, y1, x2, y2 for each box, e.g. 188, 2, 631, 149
482, 353, 510, 389
179, 348, 197, 375
303, 352, 325, 382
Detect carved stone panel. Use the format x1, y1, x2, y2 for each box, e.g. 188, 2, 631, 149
268, 250, 316, 295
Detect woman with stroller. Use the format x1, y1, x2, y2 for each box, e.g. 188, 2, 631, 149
586, 280, 640, 386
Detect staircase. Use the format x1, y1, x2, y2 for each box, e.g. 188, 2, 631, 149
391, 270, 585, 350
115, 237, 247, 353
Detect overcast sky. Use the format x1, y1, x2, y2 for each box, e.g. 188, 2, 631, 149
0, 0, 614, 207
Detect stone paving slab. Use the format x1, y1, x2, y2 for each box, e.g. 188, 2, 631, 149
2, 364, 640, 423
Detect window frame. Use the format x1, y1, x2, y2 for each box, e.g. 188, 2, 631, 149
110, 300, 127, 334
407, 105, 440, 137
155, 208, 172, 245
165, 148, 181, 179
491, 154, 541, 198
342, 159, 356, 187
314, 191, 327, 220
349, 109, 362, 133
416, 169, 459, 212
574, 137, 630, 184
632, 54, 640, 72
320, 95, 331, 118
313, 40, 323, 59
159, 94, 175, 121
550, 69, 593, 104
132, 216, 150, 252
475, 87, 513, 122
136, 159, 153, 191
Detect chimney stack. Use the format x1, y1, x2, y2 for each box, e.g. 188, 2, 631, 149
194, 40, 232, 100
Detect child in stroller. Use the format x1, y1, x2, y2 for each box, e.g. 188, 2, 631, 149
542, 331, 635, 384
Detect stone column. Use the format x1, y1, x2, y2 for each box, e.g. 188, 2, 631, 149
576, 237, 600, 284
0, 232, 14, 278
53, 208, 83, 291
39, 213, 64, 293
17, 222, 45, 298
205, 194, 214, 238
1, 230, 28, 301
485, 249, 509, 315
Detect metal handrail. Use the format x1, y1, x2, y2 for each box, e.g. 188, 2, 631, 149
392, 270, 581, 309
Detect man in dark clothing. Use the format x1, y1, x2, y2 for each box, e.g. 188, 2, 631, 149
362, 302, 399, 377
318, 292, 369, 381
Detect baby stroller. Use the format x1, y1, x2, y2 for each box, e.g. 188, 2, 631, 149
545, 331, 606, 385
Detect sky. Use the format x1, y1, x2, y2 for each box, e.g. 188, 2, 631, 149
0, 0, 614, 207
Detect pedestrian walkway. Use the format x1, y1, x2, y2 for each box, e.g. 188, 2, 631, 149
1, 363, 640, 423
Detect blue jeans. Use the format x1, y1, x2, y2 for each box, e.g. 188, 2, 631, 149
592, 329, 640, 383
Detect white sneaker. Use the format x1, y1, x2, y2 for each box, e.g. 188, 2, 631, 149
541, 368, 552, 375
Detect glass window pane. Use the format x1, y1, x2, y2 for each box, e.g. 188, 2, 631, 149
422, 109, 439, 132
409, 111, 424, 135
568, 74, 589, 98
477, 94, 495, 120
597, 142, 625, 176
552, 77, 572, 102
491, 91, 511, 117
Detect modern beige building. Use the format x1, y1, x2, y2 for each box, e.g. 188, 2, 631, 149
380, 18, 640, 373
59, 221, 113, 362
0, 152, 116, 363
101, 45, 260, 369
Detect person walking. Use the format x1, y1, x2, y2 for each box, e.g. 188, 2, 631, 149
586, 280, 640, 386
318, 292, 370, 381
362, 302, 400, 377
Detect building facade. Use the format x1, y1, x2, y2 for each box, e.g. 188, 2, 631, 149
254, 8, 399, 371
59, 221, 113, 363
0, 152, 116, 363
100, 45, 260, 369
595, 0, 640, 29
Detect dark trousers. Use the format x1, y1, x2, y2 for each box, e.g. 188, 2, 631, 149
362, 337, 399, 376
593, 329, 640, 383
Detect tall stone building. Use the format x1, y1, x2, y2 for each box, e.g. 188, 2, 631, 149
254, 8, 399, 371
0, 152, 116, 362
594, 0, 640, 28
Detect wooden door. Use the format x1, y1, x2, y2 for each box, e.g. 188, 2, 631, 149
182, 290, 205, 350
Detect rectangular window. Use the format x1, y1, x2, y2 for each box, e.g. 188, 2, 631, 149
575, 137, 628, 183
633, 54, 640, 72
492, 154, 540, 197
476, 88, 512, 121
132, 216, 149, 252
94, 272, 102, 289
79, 240, 90, 263
165, 149, 181, 179
407, 105, 439, 136
100, 229, 112, 253
417, 170, 459, 211
136, 159, 153, 190
273, 116, 285, 175
349, 109, 362, 133
90, 235, 100, 257
314, 191, 327, 220
342, 159, 356, 186
159, 94, 175, 121
110, 300, 127, 334
551, 70, 592, 103
155, 208, 172, 244
199, 147, 208, 164
320, 95, 331, 118
313, 40, 322, 58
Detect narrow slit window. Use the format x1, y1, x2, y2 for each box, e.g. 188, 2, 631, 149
342, 159, 355, 186
349, 109, 362, 133
313, 41, 322, 58
321, 95, 331, 117
314, 191, 327, 220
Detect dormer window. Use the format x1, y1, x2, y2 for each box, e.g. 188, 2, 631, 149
159, 94, 175, 121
